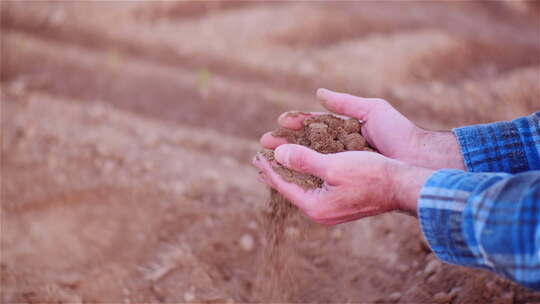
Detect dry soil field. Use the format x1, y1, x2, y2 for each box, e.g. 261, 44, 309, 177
1, 1, 540, 303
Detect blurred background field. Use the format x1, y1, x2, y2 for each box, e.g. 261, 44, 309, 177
1, 1, 539, 303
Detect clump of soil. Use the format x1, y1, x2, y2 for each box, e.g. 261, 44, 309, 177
262, 113, 374, 189
260, 114, 375, 301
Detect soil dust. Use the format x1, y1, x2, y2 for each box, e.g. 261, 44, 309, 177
260, 114, 375, 301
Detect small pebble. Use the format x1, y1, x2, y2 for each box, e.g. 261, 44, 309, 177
9, 79, 27, 95
308, 122, 328, 130
388, 292, 401, 302
247, 220, 258, 230
184, 290, 195, 302
424, 259, 440, 276
433, 292, 452, 303
240, 234, 254, 252
427, 274, 438, 283
448, 287, 461, 298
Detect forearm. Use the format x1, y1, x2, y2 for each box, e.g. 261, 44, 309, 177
410, 130, 465, 170
418, 169, 540, 290
401, 112, 540, 173
391, 163, 434, 215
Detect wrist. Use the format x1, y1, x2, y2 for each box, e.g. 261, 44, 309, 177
410, 130, 465, 170
390, 162, 434, 216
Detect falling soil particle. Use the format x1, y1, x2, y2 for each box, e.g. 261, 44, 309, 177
260, 114, 375, 301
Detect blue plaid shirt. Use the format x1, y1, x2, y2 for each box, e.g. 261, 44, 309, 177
418, 112, 540, 290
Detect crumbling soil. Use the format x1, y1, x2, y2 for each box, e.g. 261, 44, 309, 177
262, 114, 374, 189
260, 114, 375, 301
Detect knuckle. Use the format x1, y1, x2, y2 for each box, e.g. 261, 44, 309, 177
374, 98, 390, 108
324, 164, 340, 182
277, 111, 292, 123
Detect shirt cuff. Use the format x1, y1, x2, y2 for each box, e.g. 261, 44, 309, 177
453, 121, 529, 173
418, 169, 483, 267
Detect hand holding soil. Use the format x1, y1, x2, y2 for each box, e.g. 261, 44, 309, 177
255, 146, 433, 224
254, 89, 437, 225
262, 88, 466, 171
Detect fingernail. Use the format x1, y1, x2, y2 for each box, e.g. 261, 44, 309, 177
274, 145, 291, 167
278, 112, 289, 122
316, 88, 331, 106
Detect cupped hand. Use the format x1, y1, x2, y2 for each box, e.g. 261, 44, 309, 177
261, 89, 464, 170
252, 144, 433, 225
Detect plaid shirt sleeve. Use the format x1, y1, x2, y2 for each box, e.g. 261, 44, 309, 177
453, 112, 540, 173
418, 112, 540, 290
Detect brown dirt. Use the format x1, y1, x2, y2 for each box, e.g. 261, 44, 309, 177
260, 115, 374, 302
257, 189, 296, 302
1, 1, 540, 304
263, 114, 374, 189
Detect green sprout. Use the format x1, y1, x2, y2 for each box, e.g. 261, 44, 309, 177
197, 68, 212, 90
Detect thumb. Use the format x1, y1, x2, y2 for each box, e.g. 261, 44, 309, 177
274, 144, 329, 179
317, 88, 384, 121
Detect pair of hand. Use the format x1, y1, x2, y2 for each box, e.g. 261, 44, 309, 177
252, 89, 464, 225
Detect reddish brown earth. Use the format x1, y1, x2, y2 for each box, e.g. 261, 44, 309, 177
1, 1, 540, 303
261, 115, 374, 303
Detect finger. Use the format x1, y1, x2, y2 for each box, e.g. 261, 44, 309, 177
278, 111, 326, 129
260, 131, 288, 149
317, 88, 384, 121
252, 154, 315, 211
274, 144, 329, 180
256, 174, 267, 184
278, 111, 352, 130
252, 155, 275, 187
